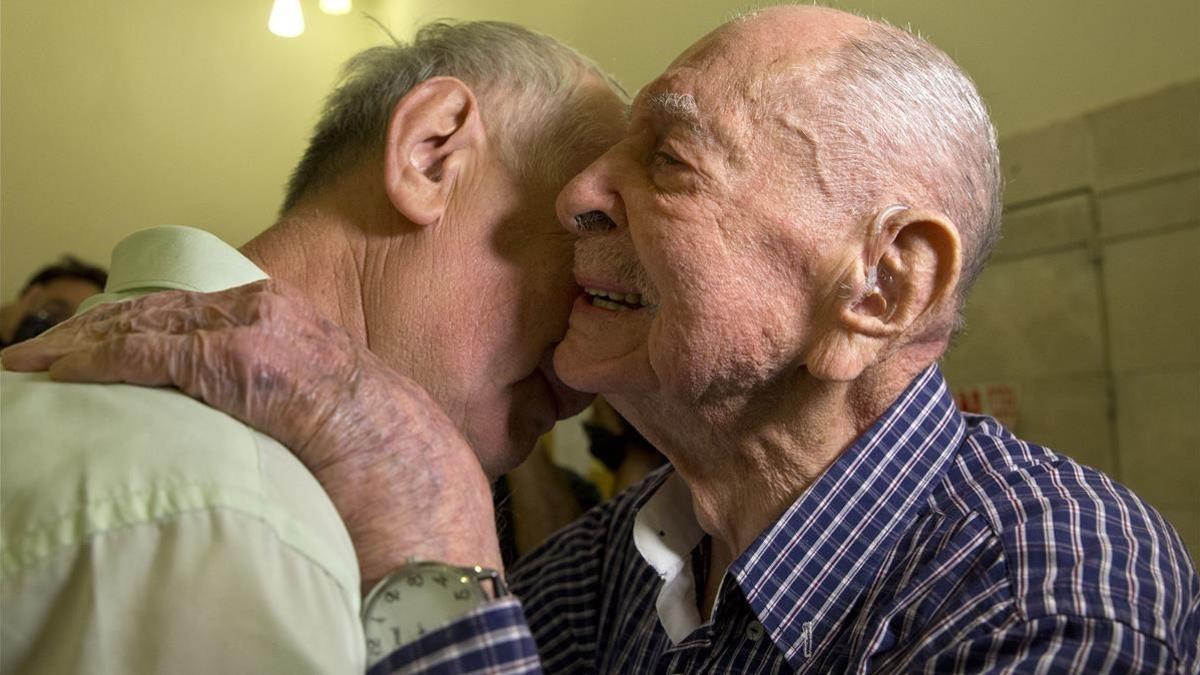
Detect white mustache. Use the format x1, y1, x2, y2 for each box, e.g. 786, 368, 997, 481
573, 238, 657, 303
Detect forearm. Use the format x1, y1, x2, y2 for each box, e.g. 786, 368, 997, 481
319, 352, 504, 591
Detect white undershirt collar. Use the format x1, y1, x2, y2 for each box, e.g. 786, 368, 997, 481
632, 470, 710, 644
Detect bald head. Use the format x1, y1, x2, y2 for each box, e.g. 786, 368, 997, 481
728, 5, 872, 49
715, 6, 1002, 316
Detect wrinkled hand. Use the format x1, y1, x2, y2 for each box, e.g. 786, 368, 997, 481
1, 280, 502, 589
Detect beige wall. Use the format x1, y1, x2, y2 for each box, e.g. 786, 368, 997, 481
0, 0, 403, 296
4, 0, 1196, 297
941, 81, 1200, 558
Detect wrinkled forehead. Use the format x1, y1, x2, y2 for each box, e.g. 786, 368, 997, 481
638, 9, 857, 113
629, 45, 751, 148
643, 29, 752, 105
629, 35, 827, 161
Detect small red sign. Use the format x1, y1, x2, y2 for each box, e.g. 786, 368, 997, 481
953, 382, 1019, 430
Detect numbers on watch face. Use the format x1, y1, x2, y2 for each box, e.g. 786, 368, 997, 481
363, 564, 493, 667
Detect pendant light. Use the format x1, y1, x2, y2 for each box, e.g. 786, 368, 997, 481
268, 0, 305, 38
319, 0, 352, 15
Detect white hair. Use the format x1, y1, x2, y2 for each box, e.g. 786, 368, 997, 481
283, 20, 625, 211
802, 20, 1003, 313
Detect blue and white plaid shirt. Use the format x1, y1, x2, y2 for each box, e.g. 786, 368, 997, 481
376, 365, 1200, 673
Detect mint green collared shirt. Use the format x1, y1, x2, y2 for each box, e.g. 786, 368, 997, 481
1, 226, 364, 674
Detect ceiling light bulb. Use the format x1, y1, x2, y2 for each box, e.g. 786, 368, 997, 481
269, 0, 305, 37
319, 0, 353, 15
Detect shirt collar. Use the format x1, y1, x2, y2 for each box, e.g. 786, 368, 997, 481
631, 364, 965, 663
730, 364, 965, 668
632, 470, 707, 644
78, 225, 267, 314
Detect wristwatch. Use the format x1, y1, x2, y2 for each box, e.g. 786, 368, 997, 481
361, 558, 508, 667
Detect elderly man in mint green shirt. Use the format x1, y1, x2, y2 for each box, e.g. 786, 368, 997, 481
3, 227, 363, 672
1, 21, 625, 674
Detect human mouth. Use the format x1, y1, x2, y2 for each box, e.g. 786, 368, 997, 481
583, 287, 652, 311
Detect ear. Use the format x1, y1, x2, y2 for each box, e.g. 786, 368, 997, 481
383, 77, 487, 227
806, 207, 961, 381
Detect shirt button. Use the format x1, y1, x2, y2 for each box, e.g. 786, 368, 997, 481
745, 620, 765, 642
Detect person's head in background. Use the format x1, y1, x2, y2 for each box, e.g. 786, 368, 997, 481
0, 256, 107, 347
245, 21, 628, 477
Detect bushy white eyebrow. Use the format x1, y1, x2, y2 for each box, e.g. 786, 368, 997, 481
645, 92, 709, 139
648, 92, 698, 118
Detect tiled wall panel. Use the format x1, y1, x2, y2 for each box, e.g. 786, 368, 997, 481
1089, 81, 1200, 191
995, 194, 1092, 259
1103, 227, 1200, 372
1115, 369, 1200, 513
945, 249, 1105, 382
947, 80, 1200, 555
1098, 172, 1200, 238
1000, 117, 1094, 205
1015, 375, 1116, 475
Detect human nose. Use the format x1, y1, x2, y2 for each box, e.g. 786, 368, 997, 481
556, 150, 626, 237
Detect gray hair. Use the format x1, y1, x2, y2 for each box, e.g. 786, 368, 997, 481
282, 20, 624, 212
803, 20, 1002, 319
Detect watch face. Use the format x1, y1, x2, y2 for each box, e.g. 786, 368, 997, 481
362, 564, 490, 666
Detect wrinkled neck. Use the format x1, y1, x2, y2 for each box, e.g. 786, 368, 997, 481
618, 364, 920, 563
240, 215, 369, 346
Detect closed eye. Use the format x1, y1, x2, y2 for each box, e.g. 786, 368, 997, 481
651, 150, 684, 168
